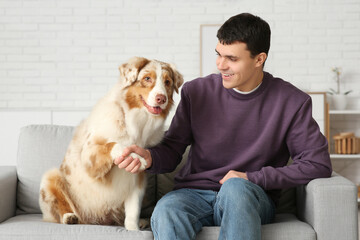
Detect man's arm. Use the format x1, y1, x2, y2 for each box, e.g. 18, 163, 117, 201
246, 97, 332, 190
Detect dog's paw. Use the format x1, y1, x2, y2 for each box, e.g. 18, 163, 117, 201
62, 213, 79, 224
139, 218, 150, 229
124, 219, 139, 231
110, 143, 123, 162
129, 153, 147, 171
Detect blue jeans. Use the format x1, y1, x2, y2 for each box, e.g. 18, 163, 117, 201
151, 178, 275, 240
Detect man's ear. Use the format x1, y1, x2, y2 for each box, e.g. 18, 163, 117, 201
255, 53, 267, 67
119, 57, 150, 86
169, 63, 184, 93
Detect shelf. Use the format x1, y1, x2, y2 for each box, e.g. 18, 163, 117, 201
330, 154, 360, 159
329, 110, 360, 114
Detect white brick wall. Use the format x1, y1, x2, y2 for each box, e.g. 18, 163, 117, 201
0, 0, 360, 179
0, 0, 359, 110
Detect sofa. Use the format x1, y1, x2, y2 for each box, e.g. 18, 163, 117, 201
0, 124, 358, 240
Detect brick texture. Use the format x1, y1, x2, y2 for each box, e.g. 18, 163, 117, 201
0, 0, 359, 109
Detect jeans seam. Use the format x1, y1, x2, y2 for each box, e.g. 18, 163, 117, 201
151, 217, 158, 239
216, 194, 224, 213
215, 195, 226, 240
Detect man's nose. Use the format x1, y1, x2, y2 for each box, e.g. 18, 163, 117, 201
216, 57, 227, 70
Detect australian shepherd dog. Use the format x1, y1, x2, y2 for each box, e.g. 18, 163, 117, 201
39, 57, 183, 230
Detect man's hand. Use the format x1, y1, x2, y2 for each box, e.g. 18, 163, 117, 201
219, 170, 248, 184
113, 145, 152, 174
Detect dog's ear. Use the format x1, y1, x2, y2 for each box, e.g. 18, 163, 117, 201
119, 57, 150, 86
169, 63, 184, 93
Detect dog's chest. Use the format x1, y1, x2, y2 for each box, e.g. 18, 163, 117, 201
125, 109, 164, 147
69, 167, 136, 210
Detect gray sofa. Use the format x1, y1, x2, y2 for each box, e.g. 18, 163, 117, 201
0, 124, 358, 240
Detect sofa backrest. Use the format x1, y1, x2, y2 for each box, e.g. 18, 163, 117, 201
16, 125, 75, 215
15, 124, 157, 217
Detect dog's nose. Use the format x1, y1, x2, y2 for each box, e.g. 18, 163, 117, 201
156, 94, 167, 105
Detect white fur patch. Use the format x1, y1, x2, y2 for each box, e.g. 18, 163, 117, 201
146, 62, 168, 108
110, 143, 124, 161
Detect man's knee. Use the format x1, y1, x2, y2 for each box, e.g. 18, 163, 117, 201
151, 189, 192, 225
151, 189, 205, 240
220, 178, 252, 194
152, 192, 178, 222
218, 178, 259, 206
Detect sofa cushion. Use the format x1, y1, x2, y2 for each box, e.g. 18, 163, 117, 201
0, 214, 154, 240
0, 213, 315, 240
0, 166, 17, 222
261, 214, 316, 240
16, 124, 156, 217
16, 125, 75, 214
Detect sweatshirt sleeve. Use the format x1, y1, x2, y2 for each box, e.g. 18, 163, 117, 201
146, 83, 193, 174
247, 97, 332, 190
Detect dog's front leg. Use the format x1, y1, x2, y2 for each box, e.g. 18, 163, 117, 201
124, 173, 147, 231
81, 136, 116, 179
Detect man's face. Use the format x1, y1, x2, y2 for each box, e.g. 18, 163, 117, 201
215, 41, 264, 92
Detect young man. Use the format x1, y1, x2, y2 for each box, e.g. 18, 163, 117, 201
114, 13, 332, 240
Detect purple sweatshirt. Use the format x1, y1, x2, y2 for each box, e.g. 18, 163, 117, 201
148, 72, 332, 202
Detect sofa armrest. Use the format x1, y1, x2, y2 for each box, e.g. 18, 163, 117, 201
297, 172, 358, 240
0, 166, 17, 223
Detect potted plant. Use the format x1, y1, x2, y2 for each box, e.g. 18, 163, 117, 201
327, 67, 352, 110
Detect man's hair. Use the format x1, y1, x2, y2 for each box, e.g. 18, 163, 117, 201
217, 13, 271, 58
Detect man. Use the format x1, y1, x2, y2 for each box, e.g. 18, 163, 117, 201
114, 13, 332, 240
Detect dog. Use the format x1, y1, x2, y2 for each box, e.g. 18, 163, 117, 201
39, 56, 184, 230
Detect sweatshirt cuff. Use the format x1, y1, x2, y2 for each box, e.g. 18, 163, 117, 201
145, 148, 157, 174
246, 170, 265, 189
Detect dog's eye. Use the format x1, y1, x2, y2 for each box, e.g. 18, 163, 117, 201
144, 76, 151, 82
165, 79, 171, 86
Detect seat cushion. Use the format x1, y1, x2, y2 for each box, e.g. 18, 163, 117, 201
15, 124, 156, 217
261, 214, 316, 240
0, 214, 154, 240
0, 214, 315, 240
197, 214, 315, 240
